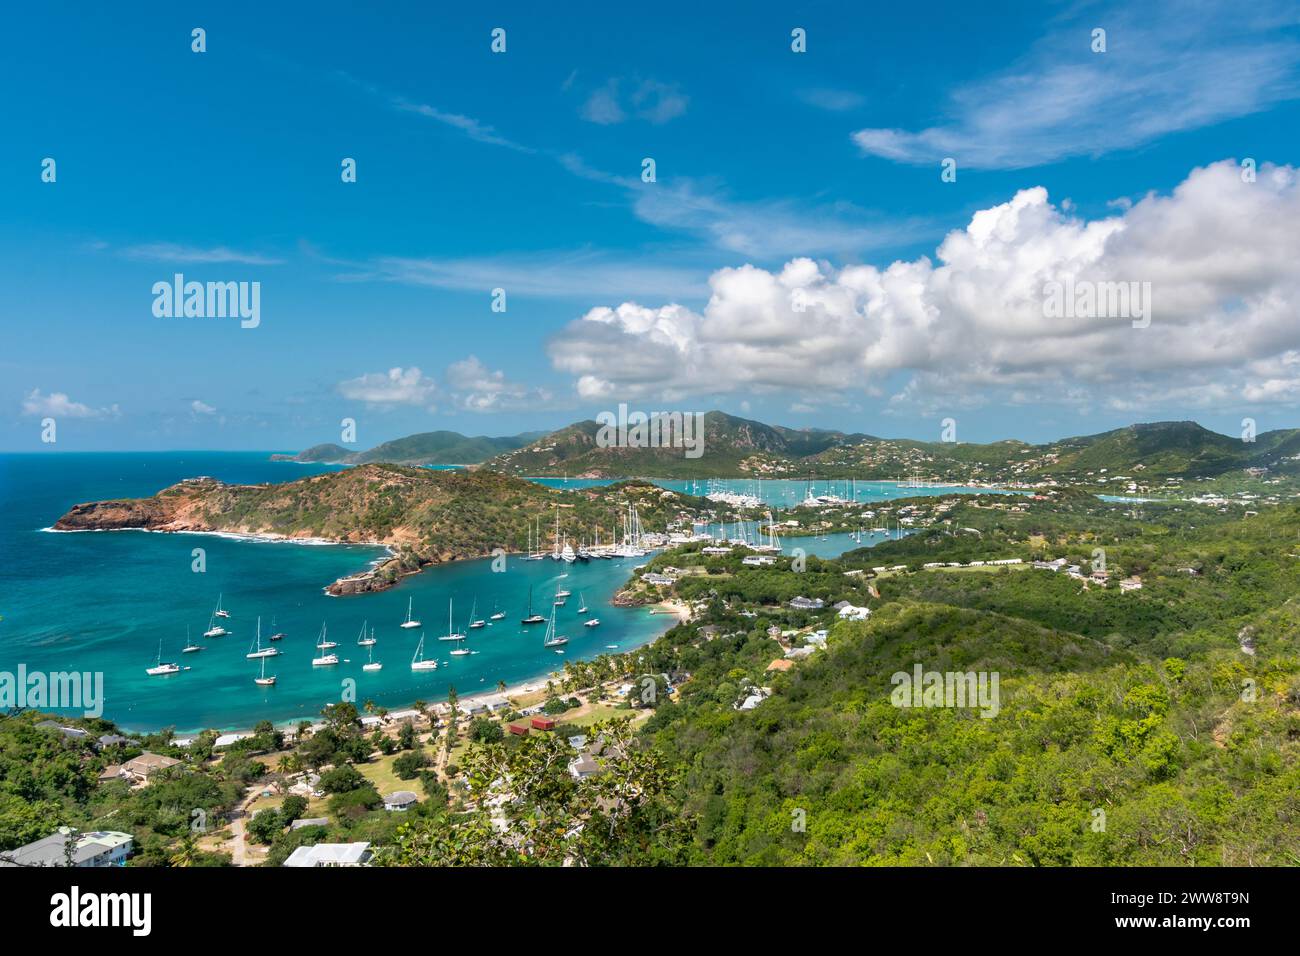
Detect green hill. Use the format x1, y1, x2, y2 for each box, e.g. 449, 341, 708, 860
275, 430, 543, 466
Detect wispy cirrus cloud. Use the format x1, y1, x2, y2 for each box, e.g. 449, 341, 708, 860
580, 77, 689, 125
852, 1, 1300, 169
117, 242, 285, 265
335, 248, 709, 301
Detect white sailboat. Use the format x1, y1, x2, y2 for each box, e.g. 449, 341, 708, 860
203, 601, 228, 637
438, 599, 466, 641
449, 633, 471, 656
246, 616, 280, 659
146, 639, 181, 676
410, 632, 438, 671
577, 593, 588, 614
214, 592, 230, 619
399, 596, 421, 629
363, 637, 382, 671
542, 604, 568, 649
357, 621, 376, 647
182, 625, 202, 653
311, 623, 339, 666
489, 599, 506, 621
255, 655, 277, 686
521, 586, 545, 624
467, 598, 485, 629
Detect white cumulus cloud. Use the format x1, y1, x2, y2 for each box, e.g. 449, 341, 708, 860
549, 160, 1300, 414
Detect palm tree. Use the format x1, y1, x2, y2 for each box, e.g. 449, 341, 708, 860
169, 832, 199, 868
495, 680, 507, 694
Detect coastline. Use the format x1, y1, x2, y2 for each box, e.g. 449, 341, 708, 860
114, 599, 687, 738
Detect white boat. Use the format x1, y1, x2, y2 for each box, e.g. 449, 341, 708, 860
450, 634, 471, 656
583, 618, 600, 628
255, 655, 277, 686
467, 598, 485, 629
146, 639, 181, 676
182, 625, 202, 653
357, 620, 376, 647
577, 593, 588, 614
438, 599, 466, 641
362, 639, 382, 672
556, 588, 571, 599
489, 600, 506, 622
203, 606, 228, 638
268, 615, 285, 641
542, 605, 568, 649
399, 596, 421, 629
560, 541, 576, 563
311, 623, 339, 666
214, 592, 230, 619
246, 617, 280, 659
521, 586, 545, 624
410, 633, 438, 671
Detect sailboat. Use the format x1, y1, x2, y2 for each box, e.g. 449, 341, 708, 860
583, 616, 601, 628
214, 593, 230, 618
577, 593, 588, 614
357, 621, 376, 647
146, 639, 181, 676
246, 616, 280, 659
255, 655, 277, 686
311, 623, 339, 666
362, 638, 382, 672
438, 599, 466, 641
410, 633, 438, 671
521, 586, 545, 624
542, 604, 568, 649
449, 632, 471, 656
203, 600, 228, 637
182, 625, 202, 653
313, 621, 335, 650
467, 598, 485, 629
268, 615, 286, 641
489, 600, 506, 621
399, 596, 421, 629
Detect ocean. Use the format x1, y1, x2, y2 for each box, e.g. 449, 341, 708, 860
0, 453, 677, 733
0, 453, 920, 733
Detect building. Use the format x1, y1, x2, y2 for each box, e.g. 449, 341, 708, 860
0, 828, 132, 868
95, 734, 130, 750
507, 722, 530, 736
282, 842, 373, 867
120, 752, 181, 783
788, 596, 825, 610
742, 554, 775, 566
530, 716, 556, 731
766, 659, 794, 673
382, 791, 419, 812
836, 603, 871, 621
1119, 576, 1143, 592
289, 816, 330, 832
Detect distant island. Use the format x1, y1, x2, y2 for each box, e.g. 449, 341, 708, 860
277, 414, 1300, 488
270, 429, 545, 465
53, 465, 710, 595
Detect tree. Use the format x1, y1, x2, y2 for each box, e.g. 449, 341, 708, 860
468, 718, 504, 744
390, 718, 688, 866
247, 808, 283, 845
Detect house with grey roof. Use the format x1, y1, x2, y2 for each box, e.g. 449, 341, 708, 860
0, 828, 132, 868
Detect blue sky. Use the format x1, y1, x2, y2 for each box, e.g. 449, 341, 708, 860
3, 0, 1299, 450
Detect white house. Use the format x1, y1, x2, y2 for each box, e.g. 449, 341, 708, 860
282, 842, 373, 867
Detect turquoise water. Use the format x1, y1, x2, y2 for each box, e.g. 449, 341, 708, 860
0, 453, 679, 733
529, 476, 1011, 506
